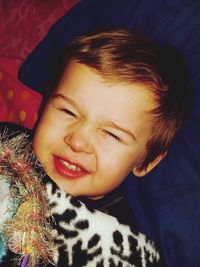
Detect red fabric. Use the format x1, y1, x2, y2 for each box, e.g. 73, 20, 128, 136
0, 0, 79, 59
0, 0, 79, 128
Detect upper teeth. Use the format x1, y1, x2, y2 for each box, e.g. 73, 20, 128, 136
60, 159, 81, 171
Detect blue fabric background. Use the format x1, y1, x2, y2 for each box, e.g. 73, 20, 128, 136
18, 1, 200, 266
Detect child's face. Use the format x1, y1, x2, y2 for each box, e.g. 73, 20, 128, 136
33, 60, 156, 199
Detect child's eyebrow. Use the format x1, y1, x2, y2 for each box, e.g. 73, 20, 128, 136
105, 121, 137, 142
52, 93, 79, 109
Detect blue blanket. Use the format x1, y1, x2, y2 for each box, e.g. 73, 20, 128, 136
18, 1, 200, 266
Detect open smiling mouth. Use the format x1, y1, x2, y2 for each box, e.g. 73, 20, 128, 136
53, 156, 89, 179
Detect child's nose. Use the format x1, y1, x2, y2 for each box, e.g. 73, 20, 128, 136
64, 124, 93, 154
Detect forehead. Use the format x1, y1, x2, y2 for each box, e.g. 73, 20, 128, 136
54, 61, 156, 136
57, 60, 155, 106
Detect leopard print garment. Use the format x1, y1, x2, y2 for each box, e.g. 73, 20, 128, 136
46, 180, 161, 267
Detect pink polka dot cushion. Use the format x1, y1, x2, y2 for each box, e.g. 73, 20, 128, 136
0, 56, 41, 129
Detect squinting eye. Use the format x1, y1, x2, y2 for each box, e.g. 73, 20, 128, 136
60, 108, 76, 117
106, 131, 120, 142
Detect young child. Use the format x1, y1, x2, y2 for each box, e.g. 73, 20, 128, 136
33, 29, 187, 199
0, 29, 187, 266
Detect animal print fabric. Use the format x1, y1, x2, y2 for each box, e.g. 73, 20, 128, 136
46, 180, 161, 267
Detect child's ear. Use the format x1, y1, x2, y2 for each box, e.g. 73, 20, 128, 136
132, 152, 167, 177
